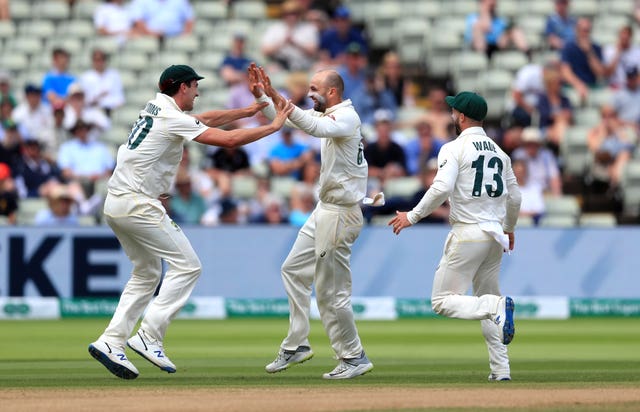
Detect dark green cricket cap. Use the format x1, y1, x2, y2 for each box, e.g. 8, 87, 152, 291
445, 91, 487, 121
158, 65, 204, 92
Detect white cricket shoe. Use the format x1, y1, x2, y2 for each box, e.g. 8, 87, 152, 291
127, 330, 176, 373
488, 373, 512, 381
494, 296, 515, 345
322, 351, 373, 380
88, 340, 139, 380
265, 346, 314, 373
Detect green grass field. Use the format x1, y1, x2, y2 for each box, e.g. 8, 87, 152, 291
1, 318, 639, 411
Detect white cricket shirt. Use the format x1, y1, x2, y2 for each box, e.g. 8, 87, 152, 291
259, 96, 368, 206
407, 127, 521, 232
108, 93, 208, 198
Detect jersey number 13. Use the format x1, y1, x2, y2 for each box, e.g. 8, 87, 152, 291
470, 155, 504, 197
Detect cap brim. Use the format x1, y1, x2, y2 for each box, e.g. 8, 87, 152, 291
445, 96, 456, 108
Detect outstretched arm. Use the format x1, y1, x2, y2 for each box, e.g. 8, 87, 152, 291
194, 98, 293, 148
192, 102, 268, 128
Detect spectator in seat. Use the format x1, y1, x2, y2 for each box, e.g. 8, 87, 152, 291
602, 25, 640, 90
560, 17, 605, 105
587, 105, 635, 190
169, 168, 207, 225
80, 49, 125, 117
319, 6, 368, 66
380, 51, 414, 108
511, 127, 563, 196
403, 120, 446, 176
261, 0, 319, 72
464, 0, 530, 59
422, 87, 454, 140
57, 119, 115, 198
34, 183, 79, 226
94, 0, 135, 46
512, 158, 545, 224
350, 68, 397, 128
219, 32, 254, 86
612, 67, 640, 128
336, 42, 367, 100
14, 136, 64, 199
12, 84, 56, 159
62, 83, 111, 141
364, 110, 407, 183
41, 48, 76, 108
510, 59, 561, 128
544, 0, 576, 51
268, 127, 312, 180
129, 0, 194, 39
535, 63, 573, 148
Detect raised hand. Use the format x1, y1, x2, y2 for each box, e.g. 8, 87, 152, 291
247, 62, 264, 98
271, 98, 294, 129
257, 66, 286, 107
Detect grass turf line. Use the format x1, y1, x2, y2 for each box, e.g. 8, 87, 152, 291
0, 318, 638, 389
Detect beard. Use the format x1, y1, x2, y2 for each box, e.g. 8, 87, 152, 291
310, 92, 327, 112
454, 117, 461, 135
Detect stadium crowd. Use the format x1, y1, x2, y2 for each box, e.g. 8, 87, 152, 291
1, 0, 640, 227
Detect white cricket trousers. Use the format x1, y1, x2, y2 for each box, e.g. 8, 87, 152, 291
280, 201, 364, 359
99, 193, 202, 347
431, 223, 510, 376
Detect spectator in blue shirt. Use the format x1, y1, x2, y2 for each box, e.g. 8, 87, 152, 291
170, 169, 207, 225
350, 69, 397, 128
544, 0, 576, 51
403, 120, 445, 176
268, 127, 312, 180
337, 42, 367, 99
464, 0, 529, 59
319, 6, 368, 65
130, 0, 194, 38
41, 48, 76, 107
560, 17, 605, 104
220, 32, 254, 86
34, 184, 79, 226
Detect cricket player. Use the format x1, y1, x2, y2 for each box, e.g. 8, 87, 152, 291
88, 64, 293, 379
389, 91, 521, 381
248, 64, 374, 379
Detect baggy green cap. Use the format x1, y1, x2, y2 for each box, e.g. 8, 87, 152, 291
445, 91, 487, 121
158, 65, 204, 92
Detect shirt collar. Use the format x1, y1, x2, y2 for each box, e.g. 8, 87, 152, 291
458, 126, 486, 139
155, 92, 182, 112
324, 99, 352, 115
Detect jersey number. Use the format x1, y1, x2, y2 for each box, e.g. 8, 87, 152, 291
126, 116, 153, 149
470, 155, 504, 198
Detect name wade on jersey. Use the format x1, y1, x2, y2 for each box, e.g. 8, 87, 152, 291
472, 141, 497, 153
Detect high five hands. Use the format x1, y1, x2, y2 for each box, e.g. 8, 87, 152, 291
247, 63, 286, 107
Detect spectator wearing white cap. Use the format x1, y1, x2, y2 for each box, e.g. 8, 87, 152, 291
34, 183, 79, 226
63, 82, 111, 141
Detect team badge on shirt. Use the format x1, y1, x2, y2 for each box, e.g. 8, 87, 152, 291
439, 159, 447, 168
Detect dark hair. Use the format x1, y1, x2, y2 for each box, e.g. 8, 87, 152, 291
160, 80, 191, 97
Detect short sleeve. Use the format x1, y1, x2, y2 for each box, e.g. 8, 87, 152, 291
166, 113, 210, 142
